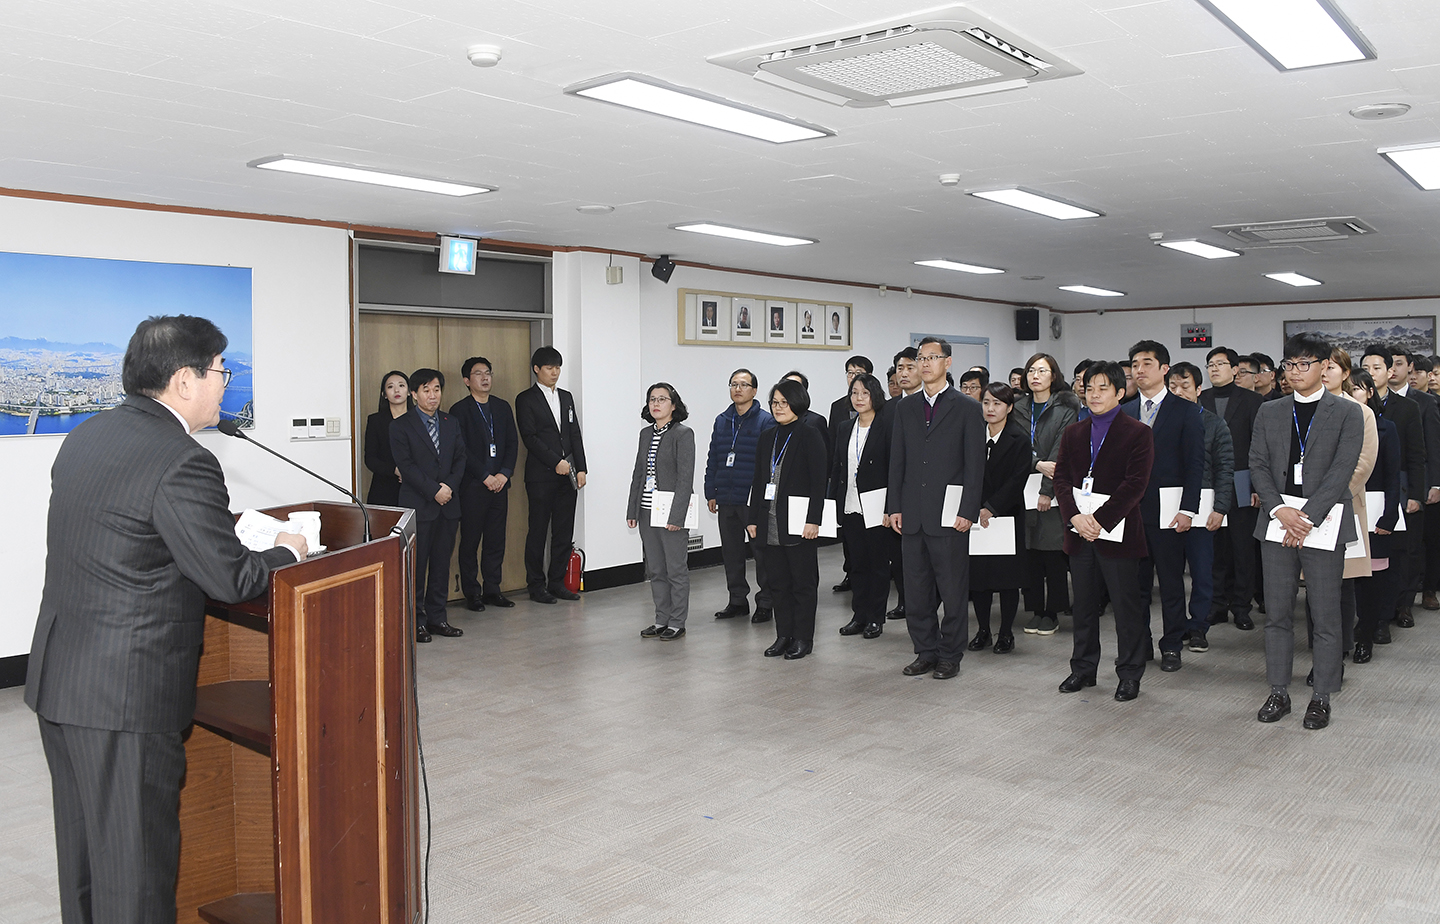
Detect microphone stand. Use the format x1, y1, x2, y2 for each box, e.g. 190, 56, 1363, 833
217, 420, 372, 542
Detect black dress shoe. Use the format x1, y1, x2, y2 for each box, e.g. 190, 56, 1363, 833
548, 585, 580, 601
1353, 642, 1373, 663
751, 607, 774, 624
966, 629, 992, 651
783, 639, 812, 660
887, 604, 906, 621
932, 660, 960, 680
832, 576, 851, 593
658, 627, 686, 641
1306, 668, 1313, 687
640, 624, 662, 639
862, 622, 884, 639
1302, 698, 1331, 729
1396, 611, 1415, 628
903, 656, 937, 676
429, 622, 463, 637
1160, 650, 1182, 672
1208, 611, 1230, 625
465, 595, 486, 612
1375, 623, 1393, 644
839, 618, 865, 636
416, 625, 432, 643
1058, 673, 1096, 693
530, 588, 558, 604
1257, 692, 1291, 723
1114, 679, 1140, 701
1234, 613, 1255, 631
764, 637, 793, 657
482, 592, 515, 608
1256, 598, 1266, 615
714, 603, 749, 620
993, 633, 1015, 654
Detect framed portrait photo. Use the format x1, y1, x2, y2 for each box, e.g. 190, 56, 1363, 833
733, 298, 757, 339
766, 300, 794, 343
825, 305, 849, 344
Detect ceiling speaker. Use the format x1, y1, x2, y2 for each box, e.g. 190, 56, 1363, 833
651, 255, 675, 283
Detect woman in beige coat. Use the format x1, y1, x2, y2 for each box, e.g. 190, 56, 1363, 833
1321, 349, 1378, 657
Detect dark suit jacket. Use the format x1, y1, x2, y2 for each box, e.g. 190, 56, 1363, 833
828, 409, 893, 502
1054, 411, 1154, 559
363, 410, 403, 506
885, 388, 986, 534
749, 422, 828, 544
1376, 389, 1425, 504
448, 394, 518, 487
515, 384, 588, 484
1249, 391, 1365, 545
1402, 387, 1440, 489
1122, 391, 1204, 526
828, 395, 856, 452
26, 396, 295, 734
391, 406, 466, 522
1200, 383, 1264, 473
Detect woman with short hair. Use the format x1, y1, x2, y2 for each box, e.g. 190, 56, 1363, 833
628, 383, 696, 641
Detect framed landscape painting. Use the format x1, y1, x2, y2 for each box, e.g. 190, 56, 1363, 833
1283, 316, 1436, 357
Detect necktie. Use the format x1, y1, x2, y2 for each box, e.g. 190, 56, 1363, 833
987, 437, 996, 459
1144, 399, 1154, 425
425, 413, 440, 453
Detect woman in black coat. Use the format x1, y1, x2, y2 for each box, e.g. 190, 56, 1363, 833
363, 370, 412, 506
1352, 369, 1404, 663
968, 383, 1033, 653
829, 373, 892, 639
748, 378, 828, 660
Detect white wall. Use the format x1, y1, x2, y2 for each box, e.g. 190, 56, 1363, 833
0, 196, 352, 659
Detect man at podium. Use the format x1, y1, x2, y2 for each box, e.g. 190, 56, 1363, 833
25, 315, 307, 924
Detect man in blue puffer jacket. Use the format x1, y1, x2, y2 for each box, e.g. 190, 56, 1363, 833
706, 367, 777, 623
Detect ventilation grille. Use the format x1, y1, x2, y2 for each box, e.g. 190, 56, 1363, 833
797, 40, 1004, 96
1215, 217, 1377, 246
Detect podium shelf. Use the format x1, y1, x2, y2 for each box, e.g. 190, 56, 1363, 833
194, 681, 271, 753
198, 892, 276, 924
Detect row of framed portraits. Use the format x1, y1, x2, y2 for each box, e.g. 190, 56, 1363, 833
678, 288, 852, 349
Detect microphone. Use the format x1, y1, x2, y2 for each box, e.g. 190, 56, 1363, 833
217, 419, 371, 543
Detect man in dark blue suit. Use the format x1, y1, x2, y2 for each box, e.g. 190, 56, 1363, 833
1123, 340, 1205, 672
451, 356, 518, 612
392, 367, 467, 642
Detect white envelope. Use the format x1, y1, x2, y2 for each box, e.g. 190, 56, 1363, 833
1023, 472, 1044, 510
649, 491, 699, 529
859, 488, 887, 529
969, 516, 1017, 556
1345, 515, 1367, 560
1264, 493, 1343, 551
788, 496, 839, 538
941, 484, 966, 527
1364, 490, 1405, 533
1159, 486, 1215, 529
1071, 489, 1124, 542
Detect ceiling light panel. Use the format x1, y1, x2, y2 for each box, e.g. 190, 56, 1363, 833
914, 259, 1004, 274
1199, 0, 1375, 71
248, 156, 494, 196
1265, 272, 1323, 287
1379, 144, 1440, 190
673, 223, 816, 246
971, 188, 1102, 220
1157, 240, 1242, 259
1059, 285, 1125, 297
565, 75, 831, 144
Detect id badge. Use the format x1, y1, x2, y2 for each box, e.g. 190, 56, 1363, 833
725, 451, 736, 468
645, 475, 657, 492
1294, 462, 1303, 485
489, 443, 497, 458
1081, 476, 1094, 496
568, 408, 574, 423
764, 483, 777, 500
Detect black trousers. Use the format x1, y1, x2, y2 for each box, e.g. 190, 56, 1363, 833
1138, 523, 1189, 653
1426, 502, 1440, 594
1027, 548, 1070, 616
1212, 506, 1259, 618
1391, 528, 1417, 616
841, 513, 892, 625
717, 503, 770, 609
1405, 512, 1426, 608
972, 589, 1019, 635
524, 479, 577, 590
761, 541, 819, 642
1070, 543, 1148, 681
38, 715, 187, 924
458, 482, 509, 598
890, 532, 907, 607
415, 515, 460, 626
1356, 565, 1401, 644
902, 531, 971, 662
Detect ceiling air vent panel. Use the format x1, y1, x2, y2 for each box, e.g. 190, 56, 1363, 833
709, 6, 1081, 108
1214, 217, 1377, 246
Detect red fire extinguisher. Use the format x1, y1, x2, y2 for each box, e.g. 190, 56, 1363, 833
564, 545, 585, 593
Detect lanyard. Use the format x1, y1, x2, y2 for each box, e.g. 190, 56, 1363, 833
474, 398, 493, 434
1030, 399, 1047, 447
853, 423, 869, 466
729, 410, 743, 451
1087, 426, 1109, 480
770, 431, 793, 480
1293, 404, 1316, 461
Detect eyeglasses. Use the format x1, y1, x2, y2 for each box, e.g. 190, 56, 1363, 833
1206, 361, 1231, 370
916, 353, 947, 364
729, 381, 755, 389
1235, 369, 1256, 377
1278, 359, 1320, 372
770, 399, 790, 409
202, 365, 233, 387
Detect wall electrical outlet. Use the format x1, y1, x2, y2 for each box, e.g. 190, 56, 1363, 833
325, 417, 341, 436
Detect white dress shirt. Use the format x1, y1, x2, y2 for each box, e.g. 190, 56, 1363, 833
540, 382, 563, 429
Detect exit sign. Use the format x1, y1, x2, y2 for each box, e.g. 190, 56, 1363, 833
1181, 323, 1212, 349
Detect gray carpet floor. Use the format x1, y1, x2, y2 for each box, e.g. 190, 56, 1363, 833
4, 546, 1440, 923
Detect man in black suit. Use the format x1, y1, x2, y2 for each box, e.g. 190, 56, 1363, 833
515, 346, 588, 603
1387, 348, 1440, 625
886, 337, 986, 680
1122, 340, 1205, 673
1201, 346, 1265, 631
27, 315, 306, 924
826, 355, 873, 592
393, 368, 467, 641
451, 356, 519, 612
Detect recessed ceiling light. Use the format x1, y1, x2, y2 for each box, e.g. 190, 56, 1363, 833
672, 223, 815, 247
914, 259, 1004, 275
1265, 272, 1323, 287
1157, 240, 1242, 259
1200, 0, 1374, 71
1059, 285, 1125, 297
248, 155, 494, 197
565, 74, 831, 144
1379, 143, 1440, 190
576, 205, 614, 214
970, 188, 1102, 220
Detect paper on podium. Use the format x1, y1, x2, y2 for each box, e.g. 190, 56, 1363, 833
1023, 473, 1043, 510
940, 485, 966, 527
969, 517, 1017, 555
1071, 489, 1124, 542
787, 496, 839, 537
1345, 515, 1367, 560
859, 488, 887, 529
1158, 486, 1214, 528
1364, 491, 1404, 533
649, 491, 699, 529
1264, 494, 1343, 550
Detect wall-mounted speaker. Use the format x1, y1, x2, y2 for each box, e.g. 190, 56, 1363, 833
1015, 307, 1040, 341
651, 255, 675, 283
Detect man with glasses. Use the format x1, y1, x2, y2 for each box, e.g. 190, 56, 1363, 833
886, 337, 986, 680
1235, 355, 1261, 392
1252, 353, 1282, 401
1201, 346, 1264, 632
958, 368, 987, 401
705, 368, 776, 623
451, 357, 519, 613
1252, 335, 1364, 729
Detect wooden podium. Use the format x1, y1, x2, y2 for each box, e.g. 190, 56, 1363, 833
177, 501, 421, 924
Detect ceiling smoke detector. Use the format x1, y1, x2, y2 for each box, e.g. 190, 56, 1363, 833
709, 5, 1081, 108
1214, 216, 1376, 246
1350, 102, 1410, 120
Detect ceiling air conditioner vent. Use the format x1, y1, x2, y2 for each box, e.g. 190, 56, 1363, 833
1214, 217, 1377, 246
709, 5, 1081, 108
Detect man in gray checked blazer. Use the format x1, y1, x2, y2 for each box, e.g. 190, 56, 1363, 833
26, 316, 306, 924
1249, 331, 1364, 731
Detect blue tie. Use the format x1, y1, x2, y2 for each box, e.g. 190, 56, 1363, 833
425, 413, 440, 453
